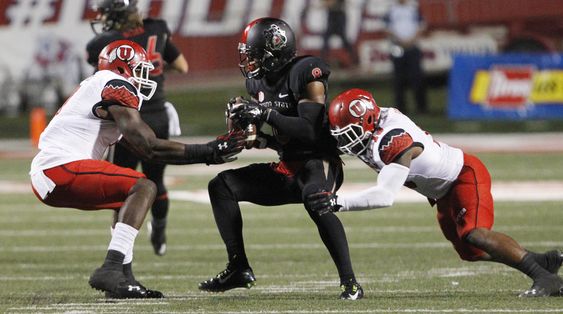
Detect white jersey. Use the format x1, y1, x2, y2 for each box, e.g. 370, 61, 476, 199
30, 70, 142, 175
360, 108, 463, 199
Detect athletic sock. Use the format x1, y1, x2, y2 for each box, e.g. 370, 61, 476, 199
108, 222, 139, 257
111, 227, 134, 264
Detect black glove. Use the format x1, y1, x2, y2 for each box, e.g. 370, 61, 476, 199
227, 97, 269, 127
305, 190, 342, 216
206, 130, 246, 164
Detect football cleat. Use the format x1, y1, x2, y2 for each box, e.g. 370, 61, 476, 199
544, 250, 563, 274
198, 264, 256, 292
89, 265, 128, 293
519, 274, 563, 297
339, 280, 364, 300
148, 220, 167, 256
90, 265, 158, 299
105, 281, 164, 299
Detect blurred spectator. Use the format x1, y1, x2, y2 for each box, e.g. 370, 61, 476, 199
321, 0, 358, 67
384, 0, 427, 114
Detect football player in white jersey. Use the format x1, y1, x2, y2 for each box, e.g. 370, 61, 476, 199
307, 88, 563, 297
29, 40, 245, 299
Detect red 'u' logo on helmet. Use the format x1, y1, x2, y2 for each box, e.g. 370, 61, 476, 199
116, 45, 134, 62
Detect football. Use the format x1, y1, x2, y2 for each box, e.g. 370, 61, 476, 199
226, 117, 257, 149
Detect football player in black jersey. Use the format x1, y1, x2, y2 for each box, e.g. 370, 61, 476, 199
198, 17, 363, 300
86, 0, 188, 257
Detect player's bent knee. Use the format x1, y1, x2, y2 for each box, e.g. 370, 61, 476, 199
209, 172, 235, 199
133, 178, 157, 197
465, 228, 489, 246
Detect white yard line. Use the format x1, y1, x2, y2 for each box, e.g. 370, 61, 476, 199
167, 180, 563, 204
1, 225, 560, 237
1, 241, 561, 253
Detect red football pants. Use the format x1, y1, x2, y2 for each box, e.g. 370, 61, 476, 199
436, 153, 494, 261
33, 159, 145, 210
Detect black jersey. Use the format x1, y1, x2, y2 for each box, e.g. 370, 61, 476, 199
246, 56, 340, 161
86, 18, 181, 112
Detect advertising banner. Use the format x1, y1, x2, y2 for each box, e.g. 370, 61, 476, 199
448, 54, 563, 120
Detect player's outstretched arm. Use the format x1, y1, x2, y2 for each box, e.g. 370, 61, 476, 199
308, 146, 422, 215
109, 105, 245, 165
339, 146, 422, 211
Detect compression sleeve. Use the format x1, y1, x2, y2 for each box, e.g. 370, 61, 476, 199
338, 163, 410, 211
265, 101, 323, 144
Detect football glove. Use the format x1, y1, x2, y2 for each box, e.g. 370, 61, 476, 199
206, 130, 246, 164
306, 190, 342, 216
227, 97, 269, 127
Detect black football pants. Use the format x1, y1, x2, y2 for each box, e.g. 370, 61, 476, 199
207, 159, 357, 283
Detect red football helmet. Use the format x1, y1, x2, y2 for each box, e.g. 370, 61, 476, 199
328, 89, 381, 156
98, 40, 157, 100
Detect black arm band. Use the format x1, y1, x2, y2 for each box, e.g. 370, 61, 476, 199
183, 144, 213, 164
265, 102, 323, 143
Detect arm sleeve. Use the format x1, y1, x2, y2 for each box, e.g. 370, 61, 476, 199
265, 101, 323, 144
338, 163, 410, 211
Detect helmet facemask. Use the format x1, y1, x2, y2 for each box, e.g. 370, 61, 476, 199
331, 124, 372, 156
238, 43, 263, 79
130, 61, 156, 100
328, 89, 381, 156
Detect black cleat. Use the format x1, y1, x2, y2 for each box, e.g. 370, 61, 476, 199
104, 263, 164, 299
198, 264, 256, 292
339, 280, 364, 300
148, 220, 167, 256
89, 265, 127, 294
105, 280, 164, 299
544, 250, 563, 274
89, 265, 152, 299
519, 274, 563, 297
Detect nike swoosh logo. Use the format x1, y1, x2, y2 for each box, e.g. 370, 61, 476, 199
278, 93, 289, 98
348, 290, 360, 300
218, 271, 235, 284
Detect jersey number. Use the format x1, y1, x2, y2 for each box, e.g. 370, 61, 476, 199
146, 35, 163, 76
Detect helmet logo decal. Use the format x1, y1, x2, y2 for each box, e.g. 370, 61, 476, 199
349, 99, 374, 118
115, 44, 135, 62
264, 24, 287, 51
312, 67, 322, 79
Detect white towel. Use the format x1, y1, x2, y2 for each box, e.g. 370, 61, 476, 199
164, 101, 182, 136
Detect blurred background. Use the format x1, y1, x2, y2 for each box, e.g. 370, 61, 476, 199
1, 0, 563, 139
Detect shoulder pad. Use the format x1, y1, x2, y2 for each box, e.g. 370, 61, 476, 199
101, 79, 140, 110
378, 128, 416, 164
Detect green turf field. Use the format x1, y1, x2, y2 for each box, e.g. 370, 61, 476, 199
1, 153, 562, 313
